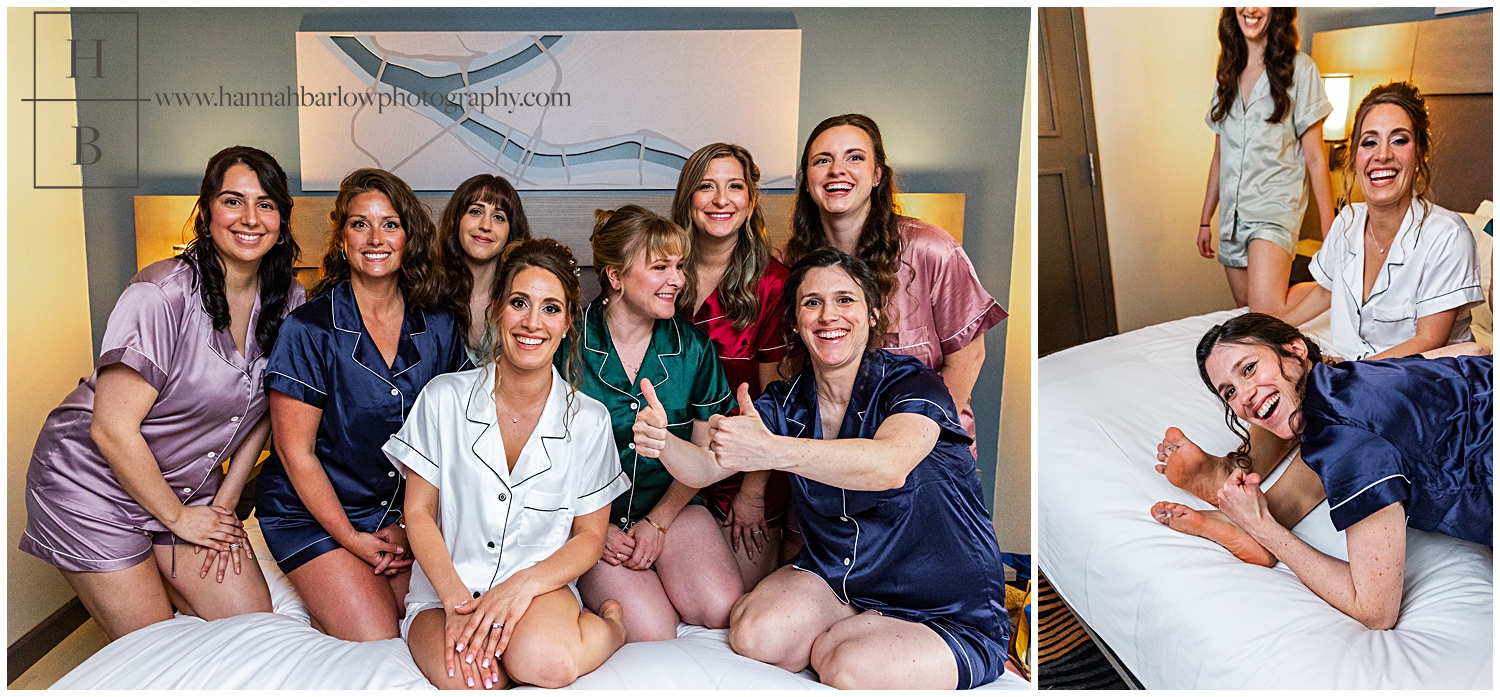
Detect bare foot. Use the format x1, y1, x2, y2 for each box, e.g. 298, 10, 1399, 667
1150, 501, 1276, 567
598, 599, 628, 647
1155, 427, 1232, 506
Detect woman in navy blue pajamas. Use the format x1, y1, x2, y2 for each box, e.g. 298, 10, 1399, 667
258, 169, 468, 641
1163, 313, 1490, 630
633, 248, 1009, 689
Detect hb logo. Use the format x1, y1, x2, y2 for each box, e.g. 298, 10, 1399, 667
29, 11, 140, 189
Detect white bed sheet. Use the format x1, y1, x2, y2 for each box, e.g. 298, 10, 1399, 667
54, 518, 1029, 690
1038, 308, 1493, 689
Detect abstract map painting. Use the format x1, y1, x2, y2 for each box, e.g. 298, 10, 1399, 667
296, 31, 801, 191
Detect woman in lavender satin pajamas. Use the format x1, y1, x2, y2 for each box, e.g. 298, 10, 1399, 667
20, 146, 304, 641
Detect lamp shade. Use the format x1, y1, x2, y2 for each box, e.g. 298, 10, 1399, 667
1323, 74, 1353, 141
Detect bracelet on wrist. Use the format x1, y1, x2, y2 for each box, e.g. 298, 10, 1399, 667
1199, 223, 1213, 228
642, 516, 668, 534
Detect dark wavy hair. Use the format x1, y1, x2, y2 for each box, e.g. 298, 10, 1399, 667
1341, 81, 1434, 214
786, 114, 902, 317
779, 247, 890, 378
438, 174, 533, 347
1196, 312, 1332, 468
1210, 8, 1299, 124
180, 145, 300, 350
492, 238, 585, 431
310, 168, 444, 311
670, 143, 772, 331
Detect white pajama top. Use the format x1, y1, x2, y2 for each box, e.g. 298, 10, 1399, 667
383, 363, 628, 606
1310, 201, 1483, 359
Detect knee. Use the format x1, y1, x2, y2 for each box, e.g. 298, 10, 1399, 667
503, 641, 580, 689
694, 578, 742, 630
727, 599, 785, 662
810, 636, 868, 690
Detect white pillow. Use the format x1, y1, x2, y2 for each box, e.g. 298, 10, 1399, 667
1458, 201, 1492, 343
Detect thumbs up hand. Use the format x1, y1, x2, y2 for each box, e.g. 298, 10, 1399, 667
633, 378, 671, 459
707, 383, 777, 473
733, 382, 759, 419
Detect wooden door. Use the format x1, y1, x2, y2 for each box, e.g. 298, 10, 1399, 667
1038, 8, 1117, 356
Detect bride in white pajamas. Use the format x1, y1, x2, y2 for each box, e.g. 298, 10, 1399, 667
383, 239, 631, 689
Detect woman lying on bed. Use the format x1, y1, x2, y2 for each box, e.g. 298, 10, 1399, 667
384, 239, 630, 689
1157, 313, 1491, 630
1153, 81, 1485, 546
632, 249, 1010, 689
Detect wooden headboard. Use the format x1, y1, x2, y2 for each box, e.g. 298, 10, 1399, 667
134, 192, 965, 283
1312, 12, 1493, 214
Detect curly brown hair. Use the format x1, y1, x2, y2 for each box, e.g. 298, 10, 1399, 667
786, 114, 902, 318
1195, 312, 1330, 469
1210, 8, 1299, 125
437, 174, 534, 345
310, 168, 444, 311
182, 145, 301, 351
670, 143, 772, 331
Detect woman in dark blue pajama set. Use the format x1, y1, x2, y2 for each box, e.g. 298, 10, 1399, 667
758, 348, 1010, 687
256, 168, 468, 642
1196, 313, 1491, 630
639, 248, 1009, 688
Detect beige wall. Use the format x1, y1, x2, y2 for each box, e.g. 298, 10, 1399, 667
9, 8, 93, 644
1084, 7, 1237, 332
993, 25, 1032, 555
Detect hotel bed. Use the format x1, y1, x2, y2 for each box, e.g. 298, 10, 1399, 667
1038, 307, 1493, 689
52, 519, 1030, 689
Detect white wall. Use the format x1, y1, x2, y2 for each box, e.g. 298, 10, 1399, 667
1084, 7, 1237, 332
9, 7, 94, 643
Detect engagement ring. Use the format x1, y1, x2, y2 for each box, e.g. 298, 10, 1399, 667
229, 543, 241, 549
492, 622, 503, 630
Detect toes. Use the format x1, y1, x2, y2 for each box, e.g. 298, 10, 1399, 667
1155, 464, 1167, 474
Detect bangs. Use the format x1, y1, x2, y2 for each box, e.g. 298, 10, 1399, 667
467, 181, 513, 213
635, 219, 691, 264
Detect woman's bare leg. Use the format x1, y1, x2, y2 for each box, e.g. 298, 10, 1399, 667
155, 541, 272, 621
285, 548, 401, 641
407, 608, 506, 690
60, 558, 176, 641
1156, 427, 1321, 528
810, 611, 959, 690
1150, 502, 1277, 566
728, 565, 857, 672
1224, 265, 1250, 308
1246, 239, 1303, 319
1156, 426, 1297, 504
720, 524, 782, 593
655, 505, 743, 627
502, 590, 627, 688
577, 561, 679, 642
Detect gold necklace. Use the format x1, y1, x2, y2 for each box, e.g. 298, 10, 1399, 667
494, 390, 543, 425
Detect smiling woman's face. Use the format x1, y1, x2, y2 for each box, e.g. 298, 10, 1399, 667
496, 265, 569, 373
342, 191, 406, 282
1203, 339, 1307, 440
1353, 103, 1419, 211
794, 265, 875, 373
804, 125, 881, 222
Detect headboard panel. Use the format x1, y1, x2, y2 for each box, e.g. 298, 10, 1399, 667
134, 192, 966, 281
